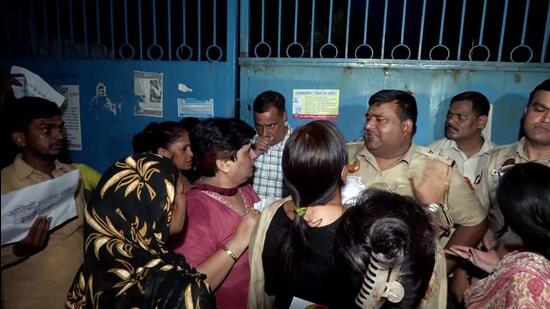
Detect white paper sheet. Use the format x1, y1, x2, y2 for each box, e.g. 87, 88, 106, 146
289, 297, 324, 309
342, 176, 366, 206
9, 66, 66, 107
1, 170, 80, 245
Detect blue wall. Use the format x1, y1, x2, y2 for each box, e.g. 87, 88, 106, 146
240, 60, 549, 146
1, 58, 237, 173
3, 57, 547, 173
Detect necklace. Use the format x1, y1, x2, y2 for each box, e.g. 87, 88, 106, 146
192, 182, 239, 196
201, 189, 252, 216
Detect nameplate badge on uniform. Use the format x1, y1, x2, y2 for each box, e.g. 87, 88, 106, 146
474, 174, 482, 184
491, 158, 516, 177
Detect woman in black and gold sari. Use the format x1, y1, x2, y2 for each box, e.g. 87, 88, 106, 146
66, 153, 215, 308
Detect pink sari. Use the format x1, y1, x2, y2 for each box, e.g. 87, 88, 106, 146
465, 251, 550, 309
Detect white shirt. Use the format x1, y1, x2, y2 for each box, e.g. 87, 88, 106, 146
428, 137, 495, 188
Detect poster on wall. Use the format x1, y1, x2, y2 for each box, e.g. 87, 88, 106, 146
177, 98, 214, 118
90, 82, 121, 120
134, 71, 163, 117
59, 85, 83, 151
292, 89, 340, 120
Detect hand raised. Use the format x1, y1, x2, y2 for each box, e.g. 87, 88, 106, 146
253, 136, 271, 156
410, 159, 451, 204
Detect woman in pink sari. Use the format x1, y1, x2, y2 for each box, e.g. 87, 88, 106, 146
447, 162, 550, 308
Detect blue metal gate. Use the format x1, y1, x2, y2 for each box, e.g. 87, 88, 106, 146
239, 0, 550, 146
1, 0, 550, 170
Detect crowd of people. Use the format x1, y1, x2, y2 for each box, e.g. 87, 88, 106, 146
1, 78, 549, 308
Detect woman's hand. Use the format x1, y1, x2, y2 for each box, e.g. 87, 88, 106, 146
445, 242, 500, 274
410, 159, 451, 205
450, 267, 470, 303
196, 209, 260, 290
232, 210, 260, 252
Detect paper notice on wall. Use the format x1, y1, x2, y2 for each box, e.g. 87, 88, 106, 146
9, 66, 66, 107
1, 170, 80, 245
134, 71, 163, 117
60, 85, 83, 151
292, 89, 340, 120
177, 98, 214, 118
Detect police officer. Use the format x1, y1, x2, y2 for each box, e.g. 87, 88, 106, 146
347, 89, 488, 273
428, 91, 495, 202
479, 79, 550, 252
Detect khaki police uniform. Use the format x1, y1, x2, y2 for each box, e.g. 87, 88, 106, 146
428, 137, 495, 202
347, 142, 486, 246
478, 137, 550, 209
478, 138, 550, 248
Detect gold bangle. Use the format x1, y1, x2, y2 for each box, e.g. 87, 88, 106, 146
222, 246, 238, 262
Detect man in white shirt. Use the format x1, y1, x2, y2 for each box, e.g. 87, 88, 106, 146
251, 91, 293, 205
429, 91, 495, 197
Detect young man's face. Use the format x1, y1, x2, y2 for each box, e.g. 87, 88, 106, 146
523, 90, 550, 146
16, 115, 65, 159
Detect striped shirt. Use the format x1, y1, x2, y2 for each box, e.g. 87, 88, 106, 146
252, 126, 292, 204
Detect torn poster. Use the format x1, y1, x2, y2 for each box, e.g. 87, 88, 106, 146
9, 66, 66, 107
60, 85, 83, 151
90, 82, 121, 120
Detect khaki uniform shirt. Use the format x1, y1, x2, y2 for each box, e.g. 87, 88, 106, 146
347, 142, 486, 246
477, 138, 550, 247
428, 138, 495, 201
1, 154, 85, 309
478, 137, 550, 209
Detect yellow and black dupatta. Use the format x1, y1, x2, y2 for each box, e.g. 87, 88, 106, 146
66, 153, 215, 309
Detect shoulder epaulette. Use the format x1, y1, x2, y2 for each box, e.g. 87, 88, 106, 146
346, 140, 365, 162
416, 145, 455, 166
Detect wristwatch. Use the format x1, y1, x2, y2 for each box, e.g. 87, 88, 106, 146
426, 202, 442, 213
426, 202, 453, 237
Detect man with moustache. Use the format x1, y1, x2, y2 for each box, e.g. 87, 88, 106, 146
251, 91, 292, 204
428, 91, 495, 306
429, 91, 495, 202
445, 80, 550, 305
1, 97, 85, 308
347, 90, 487, 272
